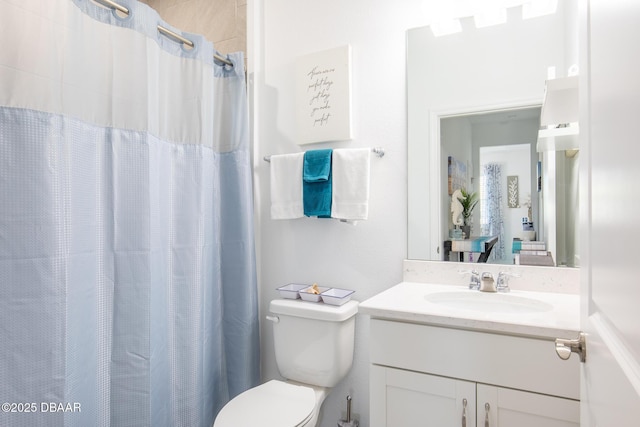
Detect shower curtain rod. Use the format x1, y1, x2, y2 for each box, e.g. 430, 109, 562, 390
263, 147, 385, 163
95, 0, 234, 67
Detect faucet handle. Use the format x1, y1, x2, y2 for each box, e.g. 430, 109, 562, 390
458, 269, 479, 275
458, 269, 480, 290
497, 271, 521, 292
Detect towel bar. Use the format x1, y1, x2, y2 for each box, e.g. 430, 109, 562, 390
263, 147, 384, 163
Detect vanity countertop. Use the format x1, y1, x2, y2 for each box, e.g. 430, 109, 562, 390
359, 282, 580, 339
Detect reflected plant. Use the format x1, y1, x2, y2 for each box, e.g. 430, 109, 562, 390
457, 188, 478, 226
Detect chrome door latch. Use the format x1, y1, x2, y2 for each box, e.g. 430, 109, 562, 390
555, 332, 586, 363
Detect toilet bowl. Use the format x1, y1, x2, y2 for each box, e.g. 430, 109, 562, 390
213, 380, 327, 427
213, 299, 358, 427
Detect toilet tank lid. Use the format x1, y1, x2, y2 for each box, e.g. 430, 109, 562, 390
270, 299, 358, 322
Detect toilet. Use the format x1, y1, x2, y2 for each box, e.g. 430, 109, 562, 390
213, 298, 359, 427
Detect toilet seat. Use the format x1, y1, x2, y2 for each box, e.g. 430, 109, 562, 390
214, 380, 316, 427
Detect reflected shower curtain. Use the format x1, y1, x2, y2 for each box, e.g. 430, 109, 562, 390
0, 1, 259, 426
480, 163, 506, 261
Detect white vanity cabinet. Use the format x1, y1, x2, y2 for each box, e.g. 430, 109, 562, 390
371, 365, 477, 426
368, 319, 580, 427
476, 383, 578, 427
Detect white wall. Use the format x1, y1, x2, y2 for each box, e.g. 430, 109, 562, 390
249, 1, 426, 426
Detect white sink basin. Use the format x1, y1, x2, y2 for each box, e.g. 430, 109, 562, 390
424, 291, 554, 313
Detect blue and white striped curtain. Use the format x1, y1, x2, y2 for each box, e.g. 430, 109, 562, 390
0, 1, 259, 426
480, 163, 506, 261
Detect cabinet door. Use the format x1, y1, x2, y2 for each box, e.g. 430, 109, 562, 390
371, 365, 475, 427
476, 384, 579, 427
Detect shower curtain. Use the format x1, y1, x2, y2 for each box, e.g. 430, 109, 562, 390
0, 1, 259, 426
480, 163, 506, 261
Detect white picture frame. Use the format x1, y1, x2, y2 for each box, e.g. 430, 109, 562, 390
295, 45, 352, 145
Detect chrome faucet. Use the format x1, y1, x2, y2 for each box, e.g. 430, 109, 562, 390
462, 270, 521, 293
496, 271, 520, 293
479, 272, 496, 292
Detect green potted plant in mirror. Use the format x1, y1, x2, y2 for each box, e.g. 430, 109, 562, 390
458, 188, 478, 239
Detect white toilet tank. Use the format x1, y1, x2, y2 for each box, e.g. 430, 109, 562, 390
269, 299, 358, 388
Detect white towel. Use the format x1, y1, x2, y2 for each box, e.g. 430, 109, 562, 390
331, 148, 371, 220
270, 153, 304, 219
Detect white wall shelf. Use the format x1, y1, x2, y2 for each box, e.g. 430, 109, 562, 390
538, 76, 579, 152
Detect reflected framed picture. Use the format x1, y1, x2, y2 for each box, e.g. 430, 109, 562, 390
507, 175, 519, 208
447, 156, 467, 195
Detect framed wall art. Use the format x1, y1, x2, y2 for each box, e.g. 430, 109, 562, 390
295, 45, 352, 144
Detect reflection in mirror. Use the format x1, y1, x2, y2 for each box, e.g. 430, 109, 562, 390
407, 0, 580, 268
440, 107, 579, 267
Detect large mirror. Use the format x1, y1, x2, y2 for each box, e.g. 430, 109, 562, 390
407, 1, 580, 267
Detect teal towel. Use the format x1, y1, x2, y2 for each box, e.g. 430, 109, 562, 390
303, 149, 332, 217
